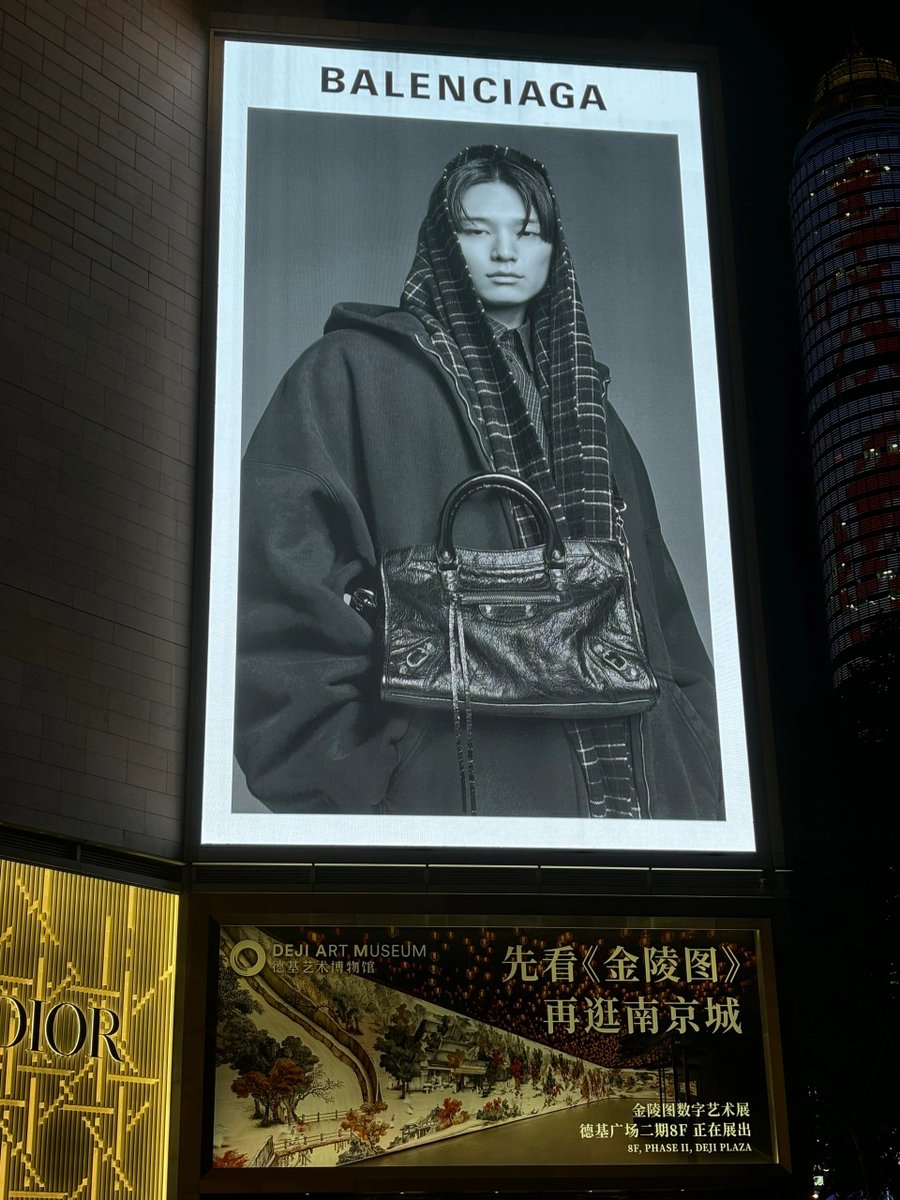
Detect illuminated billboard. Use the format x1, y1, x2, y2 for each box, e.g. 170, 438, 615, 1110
185, 910, 788, 1189
199, 34, 758, 855
0, 860, 178, 1200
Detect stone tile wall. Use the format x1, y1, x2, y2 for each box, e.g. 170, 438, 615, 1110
0, 0, 207, 858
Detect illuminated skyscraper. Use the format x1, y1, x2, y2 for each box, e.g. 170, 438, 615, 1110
790, 51, 900, 683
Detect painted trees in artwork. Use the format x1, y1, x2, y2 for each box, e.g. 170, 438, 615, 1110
220, 970, 337, 1127
483, 1047, 506, 1094
509, 1055, 526, 1091
318, 971, 376, 1034
530, 1047, 544, 1089
216, 962, 274, 1073
436, 1096, 466, 1129
229, 1047, 337, 1127
231, 1071, 272, 1122
278, 1036, 336, 1114
211, 1148, 248, 1167
446, 1050, 467, 1092
373, 1004, 427, 1099
340, 1101, 390, 1156
230, 1061, 306, 1126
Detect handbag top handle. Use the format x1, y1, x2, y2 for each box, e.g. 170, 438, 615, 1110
436, 473, 567, 572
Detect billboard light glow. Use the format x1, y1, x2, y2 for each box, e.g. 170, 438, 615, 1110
199, 35, 757, 855
197, 913, 788, 1182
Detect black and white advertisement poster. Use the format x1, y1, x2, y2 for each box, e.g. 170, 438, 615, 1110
212, 920, 782, 1171
200, 38, 756, 854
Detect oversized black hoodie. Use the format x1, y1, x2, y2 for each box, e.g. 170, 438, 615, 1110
235, 303, 723, 821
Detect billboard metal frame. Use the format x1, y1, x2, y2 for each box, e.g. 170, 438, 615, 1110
187, 20, 781, 869
177, 889, 793, 1194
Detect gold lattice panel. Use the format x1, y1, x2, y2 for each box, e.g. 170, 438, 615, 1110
0, 861, 178, 1200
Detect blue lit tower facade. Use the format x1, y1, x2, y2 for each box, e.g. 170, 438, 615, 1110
790, 53, 900, 683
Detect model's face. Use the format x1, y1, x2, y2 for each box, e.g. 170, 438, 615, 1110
456, 181, 553, 328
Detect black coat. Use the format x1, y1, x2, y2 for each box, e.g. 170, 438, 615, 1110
235, 303, 723, 820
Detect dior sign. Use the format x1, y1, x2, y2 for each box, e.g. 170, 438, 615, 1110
0, 993, 123, 1061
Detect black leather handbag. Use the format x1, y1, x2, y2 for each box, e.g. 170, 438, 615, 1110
374, 473, 659, 814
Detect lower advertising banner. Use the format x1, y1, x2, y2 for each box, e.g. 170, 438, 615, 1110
211, 918, 786, 1176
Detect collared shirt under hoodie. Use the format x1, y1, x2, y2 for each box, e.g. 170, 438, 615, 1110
488, 317, 551, 460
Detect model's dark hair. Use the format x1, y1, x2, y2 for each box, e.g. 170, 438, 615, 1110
445, 156, 555, 242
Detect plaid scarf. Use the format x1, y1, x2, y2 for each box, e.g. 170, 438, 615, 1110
400, 145, 641, 818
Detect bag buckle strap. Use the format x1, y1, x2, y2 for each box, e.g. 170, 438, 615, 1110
448, 594, 477, 816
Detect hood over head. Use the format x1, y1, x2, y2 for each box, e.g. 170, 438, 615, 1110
399, 144, 615, 545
